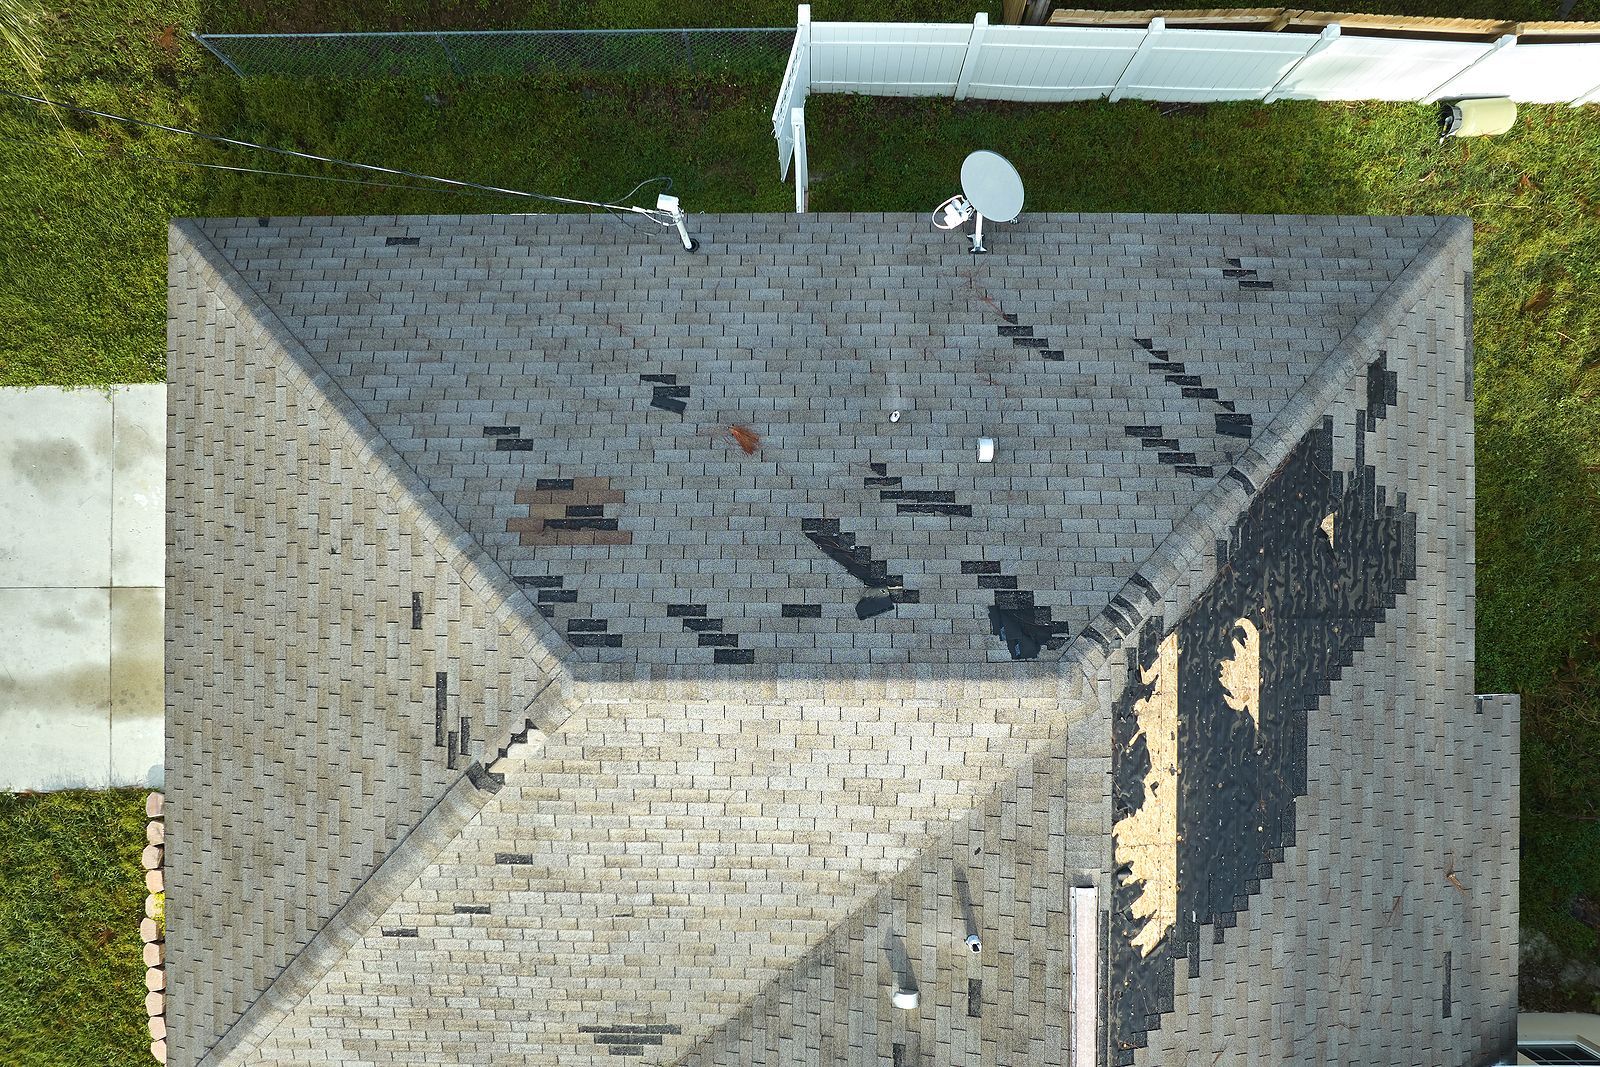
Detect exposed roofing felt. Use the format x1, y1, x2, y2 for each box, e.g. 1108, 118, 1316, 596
164, 212, 1515, 1067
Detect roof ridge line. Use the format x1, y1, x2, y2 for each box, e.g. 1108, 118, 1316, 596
1065, 216, 1472, 664
195, 678, 571, 1067
169, 220, 576, 702
668, 217, 1473, 1067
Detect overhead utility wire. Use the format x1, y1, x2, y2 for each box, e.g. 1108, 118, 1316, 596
0, 88, 674, 225
0, 131, 495, 196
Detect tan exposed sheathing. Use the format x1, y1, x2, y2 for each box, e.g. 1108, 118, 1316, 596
1114, 631, 1180, 957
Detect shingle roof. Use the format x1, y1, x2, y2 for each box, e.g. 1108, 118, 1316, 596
164, 212, 1515, 1067
191, 211, 1441, 676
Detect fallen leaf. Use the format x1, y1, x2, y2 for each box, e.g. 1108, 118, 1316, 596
728, 424, 760, 454
154, 25, 179, 55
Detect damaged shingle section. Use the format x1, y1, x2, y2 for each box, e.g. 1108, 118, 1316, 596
190, 211, 1444, 675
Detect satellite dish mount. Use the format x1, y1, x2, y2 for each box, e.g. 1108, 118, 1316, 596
932, 151, 1024, 255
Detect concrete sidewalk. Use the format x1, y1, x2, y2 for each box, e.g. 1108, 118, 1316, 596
1, 385, 164, 791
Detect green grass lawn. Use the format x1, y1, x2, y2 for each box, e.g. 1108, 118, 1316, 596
0, 791, 152, 1066
1, 0, 1597, 1058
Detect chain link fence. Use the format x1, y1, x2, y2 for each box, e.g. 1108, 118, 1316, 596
193, 28, 796, 82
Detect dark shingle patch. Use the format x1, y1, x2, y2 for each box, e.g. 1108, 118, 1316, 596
381, 927, 419, 937
434, 672, 447, 747
1367, 352, 1398, 429
1215, 413, 1254, 438
383, 236, 420, 246
453, 904, 492, 915
481, 425, 520, 436
495, 853, 535, 865
781, 604, 821, 618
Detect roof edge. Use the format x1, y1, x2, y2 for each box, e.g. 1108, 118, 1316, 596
168, 221, 579, 726
1055, 215, 1472, 668
194, 679, 571, 1067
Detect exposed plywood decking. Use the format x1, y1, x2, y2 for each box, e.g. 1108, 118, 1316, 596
1113, 630, 1179, 957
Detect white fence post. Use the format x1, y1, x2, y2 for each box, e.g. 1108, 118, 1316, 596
953, 12, 990, 101
1423, 33, 1515, 102
799, 4, 811, 83
773, 4, 811, 181
1263, 24, 1339, 103
792, 107, 809, 214
1109, 18, 1164, 102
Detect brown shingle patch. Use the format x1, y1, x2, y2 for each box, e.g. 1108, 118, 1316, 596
509, 477, 631, 547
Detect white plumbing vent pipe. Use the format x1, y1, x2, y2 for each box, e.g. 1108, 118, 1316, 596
892, 988, 919, 1010
977, 437, 996, 463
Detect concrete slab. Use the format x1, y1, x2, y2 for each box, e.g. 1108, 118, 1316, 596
0, 384, 166, 792
113, 386, 166, 588
0, 586, 112, 791
111, 586, 164, 788
0, 387, 113, 588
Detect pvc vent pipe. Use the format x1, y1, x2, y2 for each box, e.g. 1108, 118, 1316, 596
978, 438, 996, 463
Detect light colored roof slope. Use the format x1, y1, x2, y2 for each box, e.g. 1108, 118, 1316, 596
164, 212, 1493, 1067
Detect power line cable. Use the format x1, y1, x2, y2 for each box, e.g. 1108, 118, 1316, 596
0, 131, 495, 196
0, 87, 674, 225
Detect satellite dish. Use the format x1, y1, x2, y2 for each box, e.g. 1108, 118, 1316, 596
931, 151, 1024, 254
961, 151, 1024, 223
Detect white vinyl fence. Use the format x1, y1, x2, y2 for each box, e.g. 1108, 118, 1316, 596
775, 4, 1600, 204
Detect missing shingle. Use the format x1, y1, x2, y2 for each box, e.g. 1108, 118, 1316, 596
452, 904, 492, 915
495, 852, 535, 865
1214, 413, 1253, 439
381, 927, 419, 937
1442, 951, 1452, 1018
466, 763, 504, 793
384, 236, 421, 246
460, 716, 470, 753
967, 978, 982, 1018
892, 1043, 906, 1067
446, 730, 458, 770
434, 672, 447, 746
781, 603, 821, 618
857, 596, 894, 620
1224, 469, 1256, 494
481, 425, 520, 437
411, 593, 423, 630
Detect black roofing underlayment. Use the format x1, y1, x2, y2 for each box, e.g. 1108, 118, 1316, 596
1108, 403, 1418, 1065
